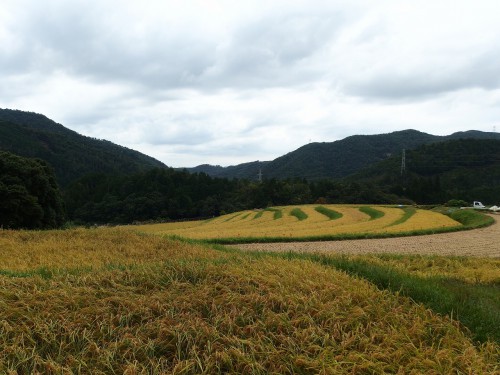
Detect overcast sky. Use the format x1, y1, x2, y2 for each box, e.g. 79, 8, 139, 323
2, 0, 500, 167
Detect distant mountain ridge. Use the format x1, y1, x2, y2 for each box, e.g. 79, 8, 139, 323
0, 108, 166, 186
186, 129, 500, 180
3, 108, 500, 185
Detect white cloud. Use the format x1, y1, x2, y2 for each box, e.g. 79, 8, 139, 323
2, 0, 500, 167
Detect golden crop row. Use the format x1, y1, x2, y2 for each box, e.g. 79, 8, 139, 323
0, 228, 218, 272
342, 254, 500, 284
134, 205, 461, 240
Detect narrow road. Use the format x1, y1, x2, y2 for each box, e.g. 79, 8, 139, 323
229, 215, 500, 258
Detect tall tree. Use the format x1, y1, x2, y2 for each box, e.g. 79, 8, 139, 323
0, 151, 65, 229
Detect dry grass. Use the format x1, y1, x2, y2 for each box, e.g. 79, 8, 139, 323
132, 205, 460, 240
0, 228, 498, 374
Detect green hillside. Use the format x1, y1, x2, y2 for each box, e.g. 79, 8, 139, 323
348, 138, 500, 204
0, 109, 166, 186
187, 129, 500, 180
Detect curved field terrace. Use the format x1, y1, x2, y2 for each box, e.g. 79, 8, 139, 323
133, 205, 461, 242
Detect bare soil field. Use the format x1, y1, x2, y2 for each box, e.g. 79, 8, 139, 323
231, 215, 500, 258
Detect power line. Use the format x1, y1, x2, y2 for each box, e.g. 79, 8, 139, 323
400, 149, 406, 176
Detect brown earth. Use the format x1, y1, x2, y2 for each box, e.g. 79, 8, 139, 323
229, 215, 500, 258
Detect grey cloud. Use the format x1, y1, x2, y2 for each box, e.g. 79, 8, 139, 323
205, 12, 344, 89
2, 2, 346, 94
4, 0, 500, 168
142, 125, 215, 146
1, 2, 217, 90
345, 48, 500, 100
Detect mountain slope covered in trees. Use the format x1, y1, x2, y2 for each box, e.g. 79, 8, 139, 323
188, 130, 500, 180
0, 109, 166, 186
347, 138, 500, 204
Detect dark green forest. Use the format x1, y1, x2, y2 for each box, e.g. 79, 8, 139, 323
0, 151, 65, 229
63, 169, 402, 225
349, 138, 500, 205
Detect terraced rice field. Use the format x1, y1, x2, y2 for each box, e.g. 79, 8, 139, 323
134, 205, 460, 241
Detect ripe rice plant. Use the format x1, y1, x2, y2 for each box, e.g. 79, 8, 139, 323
279, 252, 500, 343
0, 228, 498, 373
353, 253, 500, 284
0, 228, 218, 272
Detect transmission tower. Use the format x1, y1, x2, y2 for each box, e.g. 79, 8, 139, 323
257, 168, 263, 183
400, 149, 406, 176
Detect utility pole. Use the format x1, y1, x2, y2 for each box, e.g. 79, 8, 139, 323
400, 149, 406, 176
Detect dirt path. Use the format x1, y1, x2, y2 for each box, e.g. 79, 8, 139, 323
229, 215, 500, 258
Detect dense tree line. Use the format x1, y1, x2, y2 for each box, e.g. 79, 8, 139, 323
63, 167, 404, 225
0, 151, 65, 229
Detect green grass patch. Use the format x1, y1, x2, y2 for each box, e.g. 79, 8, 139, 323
262, 207, 282, 220
0, 267, 55, 279
290, 208, 308, 221
240, 213, 251, 220
359, 206, 385, 220
253, 211, 264, 219
448, 209, 494, 228
315, 206, 343, 220
253, 207, 283, 220
224, 213, 242, 222
387, 207, 416, 226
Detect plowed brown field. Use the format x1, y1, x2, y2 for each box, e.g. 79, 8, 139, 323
231, 214, 500, 258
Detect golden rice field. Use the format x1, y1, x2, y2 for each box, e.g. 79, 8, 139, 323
133, 204, 461, 240
0, 228, 498, 374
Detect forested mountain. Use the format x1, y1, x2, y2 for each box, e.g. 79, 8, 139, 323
4, 107, 500, 226
0, 109, 166, 186
347, 138, 500, 204
187, 130, 500, 180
